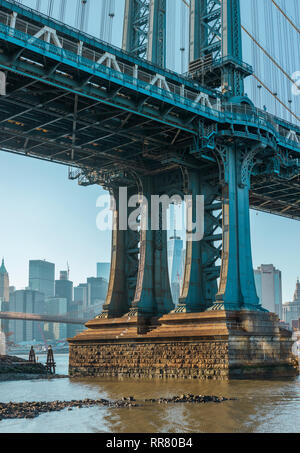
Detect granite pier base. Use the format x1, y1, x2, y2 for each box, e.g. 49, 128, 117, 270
68, 311, 299, 380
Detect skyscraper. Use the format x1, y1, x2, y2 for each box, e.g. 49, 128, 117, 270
254, 265, 283, 318
74, 283, 88, 310
9, 289, 45, 344
29, 260, 55, 297
87, 277, 108, 307
283, 279, 300, 327
0, 258, 9, 303
55, 271, 73, 305
168, 233, 184, 305
0, 258, 10, 335
97, 263, 111, 282
44, 297, 68, 340
55, 270, 74, 338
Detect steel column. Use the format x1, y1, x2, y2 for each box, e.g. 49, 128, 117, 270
100, 188, 140, 318
221, 0, 244, 96
189, 0, 221, 63
131, 176, 174, 316
214, 146, 263, 311
176, 171, 220, 312
147, 0, 166, 67
189, 0, 249, 96
122, 0, 166, 66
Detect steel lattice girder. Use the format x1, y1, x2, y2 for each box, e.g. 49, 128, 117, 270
189, 0, 222, 62
189, 0, 248, 95
123, 0, 150, 60
122, 0, 166, 67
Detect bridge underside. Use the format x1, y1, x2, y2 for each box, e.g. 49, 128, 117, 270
0, 69, 193, 175
1, 69, 299, 219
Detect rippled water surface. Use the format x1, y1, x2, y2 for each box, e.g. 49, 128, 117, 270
0, 354, 299, 433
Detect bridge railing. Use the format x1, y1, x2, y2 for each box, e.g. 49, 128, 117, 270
0, 1, 216, 98
223, 103, 300, 148
0, 21, 223, 118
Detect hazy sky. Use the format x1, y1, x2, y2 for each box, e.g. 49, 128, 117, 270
0, 0, 299, 303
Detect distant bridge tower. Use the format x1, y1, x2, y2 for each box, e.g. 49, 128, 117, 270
122, 0, 166, 67
189, 0, 252, 98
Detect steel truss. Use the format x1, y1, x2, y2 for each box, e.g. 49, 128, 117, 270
122, 0, 166, 67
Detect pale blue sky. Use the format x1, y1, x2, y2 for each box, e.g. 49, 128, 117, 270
0, 0, 299, 303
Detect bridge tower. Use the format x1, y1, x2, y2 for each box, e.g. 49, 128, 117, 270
189, 0, 252, 98
122, 0, 166, 67
102, 0, 262, 318
178, 0, 262, 313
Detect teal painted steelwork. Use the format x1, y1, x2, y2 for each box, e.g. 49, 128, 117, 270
0, 0, 215, 97
0, 21, 298, 154
214, 145, 264, 311
131, 176, 174, 317
147, 0, 166, 67
123, 0, 166, 67
122, 0, 151, 60
177, 171, 221, 312
0, 0, 299, 317
221, 0, 245, 96
189, 0, 252, 97
189, 0, 222, 63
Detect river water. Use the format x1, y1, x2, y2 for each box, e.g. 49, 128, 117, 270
0, 354, 299, 433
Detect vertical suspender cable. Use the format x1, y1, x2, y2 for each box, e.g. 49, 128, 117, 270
282, 0, 292, 121
166, 0, 176, 71
180, 0, 187, 74
100, 0, 109, 41
294, 0, 300, 121
75, 0, 81, 29
108, 0, 115, 44
47, 0, 54, 17
79, 0, 88, 32
59, 0, 67, 23
251, 0, 261, 107
265, 0, 279, 116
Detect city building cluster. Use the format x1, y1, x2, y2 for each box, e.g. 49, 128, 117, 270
0, 258, 109, 348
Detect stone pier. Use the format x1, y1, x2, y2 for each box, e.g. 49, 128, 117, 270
69, 311, 298, 380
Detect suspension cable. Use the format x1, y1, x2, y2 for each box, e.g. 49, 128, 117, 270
242, 25, 298, 91
252, 73, 300, 122
270, 0, 300, 34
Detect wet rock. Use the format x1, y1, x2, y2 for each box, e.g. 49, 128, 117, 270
0, 393, 235, 421
0, 355, 47, 376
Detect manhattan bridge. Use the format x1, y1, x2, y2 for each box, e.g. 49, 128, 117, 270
0, 0, 299, 320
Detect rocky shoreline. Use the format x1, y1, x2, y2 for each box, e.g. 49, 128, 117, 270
0, 373, 68, 382
0, 354, 47, 374
0, 355, 65, 382
0, 354, 65, 382
0, 394, 235, 421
